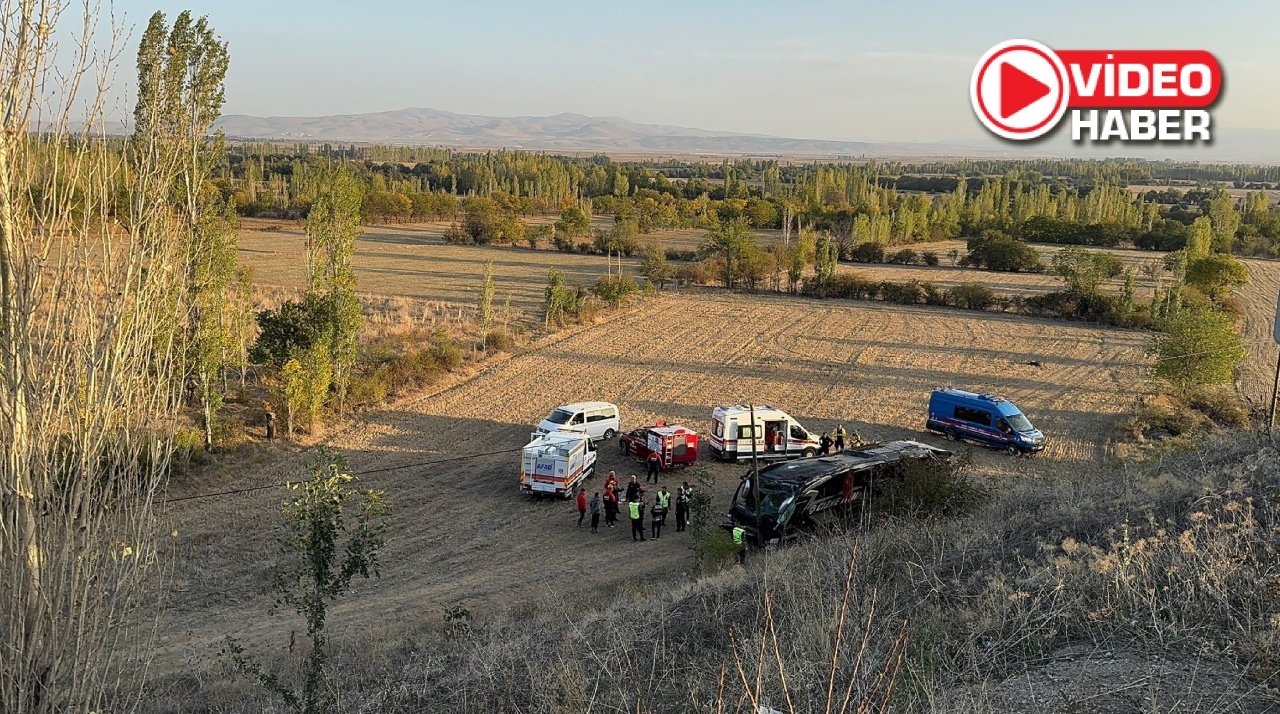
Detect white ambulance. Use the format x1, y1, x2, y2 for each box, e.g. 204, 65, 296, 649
708, 405, 821, 462
520, 430, 598, 498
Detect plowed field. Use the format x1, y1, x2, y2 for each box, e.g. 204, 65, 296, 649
158, 291, 1153, 671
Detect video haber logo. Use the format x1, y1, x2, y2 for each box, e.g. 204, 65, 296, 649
970, 39, 1222, 143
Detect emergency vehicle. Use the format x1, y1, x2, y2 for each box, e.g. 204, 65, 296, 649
925, 388, 1045, 455
708, 405, 821, 462
520, 430, 597, 498
619, 421, 699, 470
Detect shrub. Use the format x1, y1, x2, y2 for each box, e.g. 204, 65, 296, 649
590, 273, 640, 307
869, 452, 985, 519
484, 330, 515, 353
674, 260, 711, 287
962, 230, 1044, 272
664, 248, 698, 262
442, 223, 469, 245
822, 272, 879, 300
947, 282, 996, 310
922, 251, 940, 266
887, 248, 918, 265
849, 242, 885, 263
879, 280, 934, 304
431, 328, 462, 371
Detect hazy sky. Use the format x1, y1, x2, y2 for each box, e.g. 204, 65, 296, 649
104, 0, 1280, 143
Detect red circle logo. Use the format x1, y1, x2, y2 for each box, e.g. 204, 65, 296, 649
971, 39, 1069, 140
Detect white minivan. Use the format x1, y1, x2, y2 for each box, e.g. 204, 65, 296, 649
534, 401, 620, 442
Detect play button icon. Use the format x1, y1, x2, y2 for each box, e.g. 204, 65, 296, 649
971, 39, 1069, 140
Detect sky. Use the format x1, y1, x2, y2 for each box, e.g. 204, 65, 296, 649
98, 0, 1280, 144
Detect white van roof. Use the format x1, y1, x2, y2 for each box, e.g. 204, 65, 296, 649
713, 404, 791, 420
552, 401, 617, 413
525, 429, 592, 450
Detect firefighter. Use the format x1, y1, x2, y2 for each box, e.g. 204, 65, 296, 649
576, 489, 588, 528
652, 486, 670, 540
589, 492, 601, 533
675, 482, 690, 532
602, 487, 618, 527
833, 424, 847, 451
626, 474, 641, 502
819, 432, 833, 455
646, 451, 662, 484
630, 497, 646, 542
604, 471, 619, 495
732, 525, 746, 564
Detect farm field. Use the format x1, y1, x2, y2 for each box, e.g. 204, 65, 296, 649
158, 291, 1155, 674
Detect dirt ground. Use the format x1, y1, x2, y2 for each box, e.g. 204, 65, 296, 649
157, 290, 1154, 676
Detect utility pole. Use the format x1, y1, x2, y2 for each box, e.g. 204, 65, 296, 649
749, 404, 762, 548
1269, 350, 1280, 436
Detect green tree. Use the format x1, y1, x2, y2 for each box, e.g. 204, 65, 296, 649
1050, 246, 1124, 294
1207, 192, 1240, 253
700, 217, 755, 289
639, 243, 673, 289
224, 448, 388, 713
1185, 253, 1249, 301
1185, 216, 1213, 260
555, 205, 591, 238
477, 259, 495, 344
306, 169, 364, 412
1151, 308, 1246, 388
962, 230, 1043, 272
136, 10, 233, 450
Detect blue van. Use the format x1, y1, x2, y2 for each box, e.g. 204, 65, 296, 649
926, 388, 1045, 455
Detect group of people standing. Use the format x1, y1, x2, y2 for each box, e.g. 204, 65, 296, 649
576, 471, 693, 543
818, 424, 853, 455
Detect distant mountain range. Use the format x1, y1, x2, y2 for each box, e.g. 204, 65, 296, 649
213, 107, 1004, 157
212, 107, 1280, 163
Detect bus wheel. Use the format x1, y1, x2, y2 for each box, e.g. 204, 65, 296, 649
1005, 444, 1020, 456
944, 429, 959, 442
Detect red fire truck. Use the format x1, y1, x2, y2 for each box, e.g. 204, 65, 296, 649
619, 421, 699, 470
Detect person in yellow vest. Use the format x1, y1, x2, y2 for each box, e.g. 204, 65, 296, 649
833, 424, 848, 451
629, 497, 646, 542
651, 486, 670, 540
732, 525, 746, 564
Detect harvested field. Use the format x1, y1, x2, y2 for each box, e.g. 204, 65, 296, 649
1237, 258, 1280, 404
157, 291, 1151, 674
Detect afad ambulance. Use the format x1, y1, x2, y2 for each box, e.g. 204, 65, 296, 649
709, 405, 821, 462
520, 430, 598, 498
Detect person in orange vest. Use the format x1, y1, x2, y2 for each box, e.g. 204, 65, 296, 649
576, 489, 587, 528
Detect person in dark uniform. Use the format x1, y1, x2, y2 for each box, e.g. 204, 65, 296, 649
588, 492, 601, 533
675, 483, 690, 532
646, 451, 662, 484
603, 488, 618, 527
819, 432, 833, 455
626, 474, 641, 502
265, 411, 276, 441
651, 486, 669, 540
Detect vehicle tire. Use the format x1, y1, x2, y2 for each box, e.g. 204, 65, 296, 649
604, 429, 616, 441
802, 448, 816, 458
944, 429, 959, 442
1005, 444, 1020, 456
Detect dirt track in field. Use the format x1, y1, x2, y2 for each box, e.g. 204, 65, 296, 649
157, 291, 1152, 672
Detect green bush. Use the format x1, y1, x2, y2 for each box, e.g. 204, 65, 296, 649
962, 230, 1044, 272
888, 248, 918, 265
922, 251, 940, 266
948, 282, 996, 310
431, 328, 462, 371
849, 242, 885, 263
484, 330, 515, 353
869, 452, 985, 519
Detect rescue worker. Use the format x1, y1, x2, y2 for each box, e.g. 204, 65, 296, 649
264, 411, 276, 441
652, 486, 670, 540
603, 488, 618, 527
604, 471, 619, 495
833, 424, 848, 451
732, 525, 746, 564
646, 451, 662, 484
630, 496, 646, 542
588, 492, 602, 533
576, 489, 588, 528
675, 482, 690, 532
819, 432, 833, 455
626, 474, 641, 502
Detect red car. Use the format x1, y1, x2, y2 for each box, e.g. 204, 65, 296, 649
620, 422, 699, 470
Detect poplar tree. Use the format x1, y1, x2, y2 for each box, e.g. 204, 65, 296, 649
136, 10, 233, 450
477, 259, 496, 345
306, 169, 363, 412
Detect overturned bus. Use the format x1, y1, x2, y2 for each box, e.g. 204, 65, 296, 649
726, 440, 954, 544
